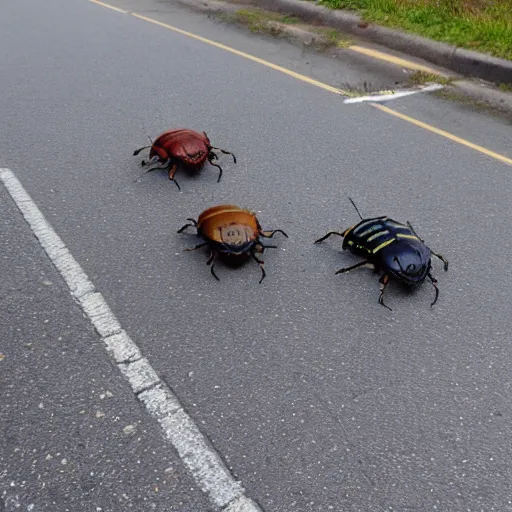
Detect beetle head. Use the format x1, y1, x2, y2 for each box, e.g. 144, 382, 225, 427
217, 224, 256, 255
382, 241, 430, 286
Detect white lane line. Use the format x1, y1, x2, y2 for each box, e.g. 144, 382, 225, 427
0, 168, 262, 512
344, 84, 444, 104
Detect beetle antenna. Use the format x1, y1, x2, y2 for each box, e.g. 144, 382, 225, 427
140, 119, 153, 145
348, 197, 363, 220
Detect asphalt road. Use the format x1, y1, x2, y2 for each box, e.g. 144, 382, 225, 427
0, 187, 213, 511
1, 0, 512, 511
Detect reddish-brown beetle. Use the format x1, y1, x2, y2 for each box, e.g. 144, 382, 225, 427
178, 205, 288, 283
133, 129, 236, 190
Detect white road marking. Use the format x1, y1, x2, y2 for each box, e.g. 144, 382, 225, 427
0, 168, 262, 512
104, 330, 143, 363
118, 358, 161, 394
344, 84, 444, 103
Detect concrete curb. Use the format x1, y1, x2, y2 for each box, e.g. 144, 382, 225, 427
231, 0, 512, 85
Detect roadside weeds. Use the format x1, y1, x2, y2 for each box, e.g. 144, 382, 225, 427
219, 7, 353, 50
319, 0, 512, 62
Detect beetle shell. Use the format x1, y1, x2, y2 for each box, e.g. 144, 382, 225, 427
315, 202, 448, 309
150, 129, 210, 169
197, 205, 261, 256
342, 216, 431, 286
134, 128, 236, 190
178, 204, 288, 283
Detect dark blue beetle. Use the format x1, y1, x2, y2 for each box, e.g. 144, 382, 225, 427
314, 199, 449, 310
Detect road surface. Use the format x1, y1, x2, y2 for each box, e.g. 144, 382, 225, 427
1, 0, 512, 511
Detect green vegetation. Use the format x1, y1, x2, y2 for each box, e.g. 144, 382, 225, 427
408, 70, 454, 85
228, 8, 352, 47
232, 8, 300, 32
498, 82, 512, 92
314, 27, 353, 47
319, 0, 512, 60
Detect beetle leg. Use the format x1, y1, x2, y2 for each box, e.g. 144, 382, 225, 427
133, 145, 151, 156
206, 252, 220, 282
133, 162, 168, 183
335, 260, 374, 275
378, 273, 392, 311
254, 243, 277, 255
184, 242, 207, 252
427, 272, 440, 307
140, 155, 160, 167
261, 229, 289, 239
177, 220, 198, 234
210, 146, 237, 164
168, 164, 181, 191
252, 252, 266, 284
177, 217, 199, 233
314, 231, 345, 244
407, 221, 449, 271
207, 157, 224, 183
431, 252, 449, 271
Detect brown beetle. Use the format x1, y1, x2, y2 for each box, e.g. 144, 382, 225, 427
178, 205, 288, 283
133, 129, 236, 190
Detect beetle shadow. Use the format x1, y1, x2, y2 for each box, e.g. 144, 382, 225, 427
380, 276, 439, 311
216, 253, 251, 269
177, 163, 225, 189
134, 163, 217, 189
178, 239, 254, 281
333, 263, 432, 310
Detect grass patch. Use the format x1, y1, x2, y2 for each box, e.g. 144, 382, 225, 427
310, 26, 353, 47
319, 0, 512, 60
408, 70, 454, 85
498, 82, 512, 92
227, 8, 352, 47
232, 8, 299, 32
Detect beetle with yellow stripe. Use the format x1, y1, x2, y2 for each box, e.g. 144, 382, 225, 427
314, 199, 448, 310
178, 204, 288, 283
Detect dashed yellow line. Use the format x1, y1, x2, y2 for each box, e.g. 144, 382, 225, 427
372, 103, 512, 166
89, 0, 512, 168
89, 0, 347, 96
349, 45, 449, 76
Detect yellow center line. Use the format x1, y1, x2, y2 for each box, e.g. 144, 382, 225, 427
372, 103, 512, 166
89, 0, 512, 168
89, 0, 128, 13
349, 45, 449, 76
89, 0, 347, 96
